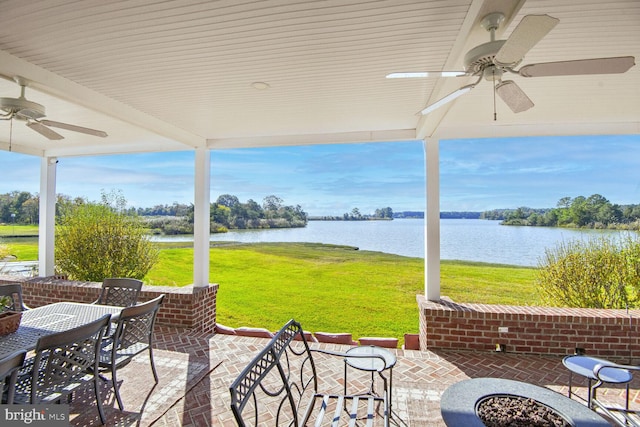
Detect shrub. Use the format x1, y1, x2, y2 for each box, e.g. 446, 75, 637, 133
0, 240, 10, 275
55, 192, 159, 281
0, 241, 9, 260
537, 234, 640, 308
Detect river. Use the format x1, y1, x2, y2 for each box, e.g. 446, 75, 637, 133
152, 219, 636, 266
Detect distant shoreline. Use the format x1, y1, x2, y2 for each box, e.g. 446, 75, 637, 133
309, 211, 483, 220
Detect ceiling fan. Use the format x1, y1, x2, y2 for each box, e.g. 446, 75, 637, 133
0, 76, 108, 140
387, 12, 635, 116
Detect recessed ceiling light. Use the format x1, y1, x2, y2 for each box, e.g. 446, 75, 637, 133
251, 82, 270, 90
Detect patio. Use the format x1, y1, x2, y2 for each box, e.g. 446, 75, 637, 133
0, 2, 638, 424
66, 325, 638, 426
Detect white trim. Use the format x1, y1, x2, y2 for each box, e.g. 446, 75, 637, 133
193, 147, 211, 287
207, 129, 419, 149
424, 139, 440, 301
38, 157, 57, 277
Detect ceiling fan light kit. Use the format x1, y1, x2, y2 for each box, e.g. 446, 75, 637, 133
389, 12, 635, 117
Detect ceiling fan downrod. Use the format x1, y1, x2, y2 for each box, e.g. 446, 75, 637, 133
481, 12, 505, 42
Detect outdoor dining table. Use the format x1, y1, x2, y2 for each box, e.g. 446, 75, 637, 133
0, 301, 122, 359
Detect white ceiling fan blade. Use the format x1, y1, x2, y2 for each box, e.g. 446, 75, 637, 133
495, 80, 534, 113
40, 119, 108, 137
26, 121, 64, 140
518, 56, 635, 78
494, 15, 559, 67
386, 71, 466, 78
419, 84, 475, 115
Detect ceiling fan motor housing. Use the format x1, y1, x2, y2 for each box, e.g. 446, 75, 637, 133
0, 96, 46, 119
464, 40, 507, 76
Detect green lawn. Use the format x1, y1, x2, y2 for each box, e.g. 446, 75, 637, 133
0, 224, 38, 237
146, 242, 539, 341
0, 237, 39, 260
1, 237, 540, 343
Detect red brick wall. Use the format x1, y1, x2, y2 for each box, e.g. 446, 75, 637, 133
0, 275, 218, 333
418, 295, 640, 360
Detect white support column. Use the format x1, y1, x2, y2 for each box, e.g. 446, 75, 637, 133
193, 147, 211, 287
424, 138, 441, 301
38, 157, 57, 277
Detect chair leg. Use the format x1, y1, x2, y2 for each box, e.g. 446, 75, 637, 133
149, 347, 159, 383
93, 374, 106, 425
626, 383, 630, 412
112, 364, 124, 411
6, 371, 17, 404
588, 379, 597, 409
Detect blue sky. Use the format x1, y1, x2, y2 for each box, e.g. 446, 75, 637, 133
1, 134, 639, 216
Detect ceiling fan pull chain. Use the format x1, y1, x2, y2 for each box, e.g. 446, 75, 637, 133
492, 68, 497, 121
9, 116, 13, 152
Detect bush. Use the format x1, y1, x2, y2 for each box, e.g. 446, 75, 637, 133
55, 192, 159, 281
0, 240, 10, 274
537, 234, 640, 308
0, 241, 9, 260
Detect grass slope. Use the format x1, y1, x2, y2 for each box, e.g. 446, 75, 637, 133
147, 242, 539, 342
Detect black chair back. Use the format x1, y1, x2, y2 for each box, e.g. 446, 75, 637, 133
0, 283, 30, 311
95, 278, 143, 307
14, 314, 110, 424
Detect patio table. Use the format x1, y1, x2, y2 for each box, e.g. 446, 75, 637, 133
344, 345, 397, 419
0, 302, 122, 359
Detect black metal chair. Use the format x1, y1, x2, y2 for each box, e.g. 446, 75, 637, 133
230, 319, 391, 427
93, 278, 143, 307
98, 294, 164, 411
0, 283, 30, 311
0, 350, 26, 404
13, 314, 111, 424
564, 354, 640, 426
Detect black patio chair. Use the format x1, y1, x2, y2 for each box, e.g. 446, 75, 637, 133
0, 350, 26, 404
93, 278, 143, 307
0, 283, 30, 311
564, 354, 640, 426
98, 294, 164, 411
13, 314, 111, 424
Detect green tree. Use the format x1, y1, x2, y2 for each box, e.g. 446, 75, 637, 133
211, 203, 231, 227
216, 194, 240, 208
262, 195, 283, 213
55, 191, 159, 281
568, 196, 588, 226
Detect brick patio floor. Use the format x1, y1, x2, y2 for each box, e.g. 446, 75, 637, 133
66, 325, 640, 426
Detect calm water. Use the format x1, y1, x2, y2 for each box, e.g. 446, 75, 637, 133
153, 219, 633, 266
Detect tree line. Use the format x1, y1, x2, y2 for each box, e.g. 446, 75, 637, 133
482, 194, 640, 230
311, 207, 394, 221
0, 191, 308, 234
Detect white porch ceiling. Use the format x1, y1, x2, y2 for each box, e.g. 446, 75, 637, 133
0, 0, 638, 158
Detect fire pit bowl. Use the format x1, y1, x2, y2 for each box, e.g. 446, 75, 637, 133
440, 378, 610, 427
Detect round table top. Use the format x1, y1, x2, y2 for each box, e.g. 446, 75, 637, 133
345, 345, 396, 371
563, 355, 633, 384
